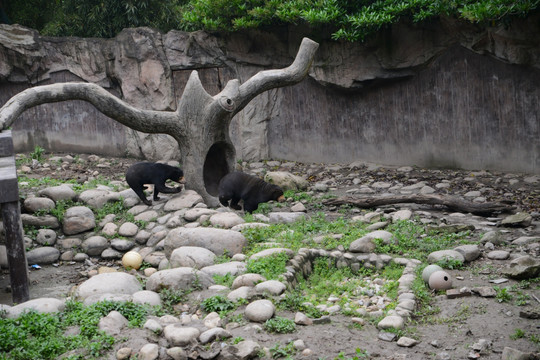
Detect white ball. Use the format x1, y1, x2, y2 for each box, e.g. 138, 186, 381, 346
422, 264, 444, 283
122, 251, 143, 270
428, 270, 452, 290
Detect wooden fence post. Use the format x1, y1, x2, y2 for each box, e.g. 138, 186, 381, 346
0, 130, 29, 304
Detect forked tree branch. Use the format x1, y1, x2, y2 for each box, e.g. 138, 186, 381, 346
229, 37, 319, 116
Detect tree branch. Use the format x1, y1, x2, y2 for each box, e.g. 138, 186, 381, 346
0, 82, 179, 134
232, 37, 319, 116
324, 194, 516, 216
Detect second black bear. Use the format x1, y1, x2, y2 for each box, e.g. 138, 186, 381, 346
218, 171, 285, 213
126, 162, 184, 206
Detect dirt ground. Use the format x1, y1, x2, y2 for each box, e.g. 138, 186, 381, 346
1, 153, 539, 359
2, 261, 538, 359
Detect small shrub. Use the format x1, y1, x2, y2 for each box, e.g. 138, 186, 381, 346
264, 316, 296, 333
30, 145, 45, 161
510, 328, 525, 340
213, 273, 235, 288
160, 288, 189, 314
494, 286, 513, 303
200, 295, 236, 314
246, 252, 289, 280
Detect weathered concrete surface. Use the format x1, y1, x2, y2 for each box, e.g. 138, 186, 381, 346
0, 16, 539, 173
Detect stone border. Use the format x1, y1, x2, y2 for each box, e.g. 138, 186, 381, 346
279, 247, 421, 331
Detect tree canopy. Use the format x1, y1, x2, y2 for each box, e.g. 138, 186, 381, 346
2, 0, 539, 41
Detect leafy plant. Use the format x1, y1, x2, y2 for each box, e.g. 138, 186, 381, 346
160, 288, 189, 314
232, 336, 244, 344
494, 286, 513, 303
213, 273, 235, 287
277, 291, 323, 319
435, 257, 464, 270
30, 145, 45, 161
92, 200, 134, 225
0, 299, 154, 360
264, 316, 296, 333
334, 348, 371, 359
269, 341, 296, 358
246, 252, 289, 280
373, 220, 471, 261
200, 295, 236, 315
510, 328, 525, 340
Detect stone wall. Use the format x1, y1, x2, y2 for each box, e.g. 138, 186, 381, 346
0, 16, 539, 174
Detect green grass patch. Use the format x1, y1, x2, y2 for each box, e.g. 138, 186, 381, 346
0, 300, 155, 360
200, 295, 237, 316
375, 220, 472, 261
246, 252, 289, 280
264, 316, 296, 333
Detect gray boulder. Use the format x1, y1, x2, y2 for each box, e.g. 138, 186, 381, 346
23, 197, 55, 213
63, 206, 96, 235
38, 184, 77, 202
500, 255, 540, 280
164, 227, 247, 256
500, 212, 533, 227
26, 247, 60, 265
264, 171, 309, 190
75, 272, 143, 301
7, 298, 65, 319
427, 250, 465, 264
146, 267, 214, 292
169, 246, 216, 269
82, 236, 109, 256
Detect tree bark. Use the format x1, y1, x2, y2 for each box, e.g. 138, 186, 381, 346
0, 38, 319, 205
323, 194, 516, 216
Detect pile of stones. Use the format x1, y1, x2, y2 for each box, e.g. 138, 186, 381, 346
0, 154, 539, 359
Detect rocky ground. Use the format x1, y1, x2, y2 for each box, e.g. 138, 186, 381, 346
0, 152, 539, 360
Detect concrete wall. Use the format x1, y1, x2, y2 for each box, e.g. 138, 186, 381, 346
269, 46, 540, 173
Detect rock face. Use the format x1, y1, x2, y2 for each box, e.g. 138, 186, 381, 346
1, 19, 540, 173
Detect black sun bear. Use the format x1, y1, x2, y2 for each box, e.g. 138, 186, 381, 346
126, 162, 184, 206
218, 171, 285, 213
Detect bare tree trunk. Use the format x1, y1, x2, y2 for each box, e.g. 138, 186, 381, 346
324, 194, 516, 216
0, 38, 319, 205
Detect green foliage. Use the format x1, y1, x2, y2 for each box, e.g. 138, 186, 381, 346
242, 213, 368, 254
334, 348, 370, 360
264, 316, 296, 333
30, 145, 45, 161
246, 252, 289, 280
200, 295, 236, 314
159, 288, 189, 314
213, 273, 235, 287
181, 0, 540, 41
277, 291, 324, 318
510, 328, 525, 340
37, 199, 77, 223
0, 299, 153, 360
494, 286, 513, 303
41, 0, 188, 38
63, 300, 150, 331
8, 0, 539, 41
435, 257, 465, 270
374, 220, 471, 262
269, 341, 296, 358
93, 200, 135, 225
232, 336, 245, 344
